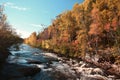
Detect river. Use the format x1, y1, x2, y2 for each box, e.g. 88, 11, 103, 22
1, 44, 119, 80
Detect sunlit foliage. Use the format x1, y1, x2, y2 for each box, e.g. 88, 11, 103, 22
26, 0, 120, 64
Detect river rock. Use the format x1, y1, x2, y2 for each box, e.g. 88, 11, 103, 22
1, 63, 41, 80
17, 65, 41, 76
81, 75, 108, 80
27, 59, 42, 64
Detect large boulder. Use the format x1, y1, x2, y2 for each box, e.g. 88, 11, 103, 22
18, 65, 41, 76
1, 63, 41, 80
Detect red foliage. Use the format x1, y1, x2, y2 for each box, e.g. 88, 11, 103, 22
89, 7, 101, 35
71, 40, 79, 46
112, 18, 118, 30
88, 23, 101, 35
104, 18, 118, 31
69, 40, 79, 51
104, 23, 110, 32
91, 7, 99, 21
62, 37, 69, 42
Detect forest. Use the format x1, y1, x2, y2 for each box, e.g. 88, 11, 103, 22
25, 0, 120, 65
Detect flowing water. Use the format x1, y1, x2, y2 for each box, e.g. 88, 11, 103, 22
1, 44, 119, 80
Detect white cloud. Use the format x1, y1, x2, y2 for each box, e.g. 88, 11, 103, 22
30, 24, 47, 28
30, 24, 42, 28
16, 29, 31, 38
11, 24, 31, 38
30, 24, 48, 32
4, 2, 14, 6
4, 2, 29, 11
10, 6, 28, 11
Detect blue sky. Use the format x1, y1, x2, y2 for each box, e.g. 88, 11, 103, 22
0, 0, 84, 38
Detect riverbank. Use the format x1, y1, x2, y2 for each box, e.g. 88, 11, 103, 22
36, 47, 120, 79
83, 58, 120, 79
0, 44, 119, 80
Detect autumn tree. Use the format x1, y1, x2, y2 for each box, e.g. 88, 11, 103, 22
0, 4, 23, 69
0, 5, 23, 51
26, 0, 120, 64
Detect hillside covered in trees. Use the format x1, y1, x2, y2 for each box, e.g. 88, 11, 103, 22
25, 0, 120, 65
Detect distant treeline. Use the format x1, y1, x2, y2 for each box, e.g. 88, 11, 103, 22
25, 0, 120, 65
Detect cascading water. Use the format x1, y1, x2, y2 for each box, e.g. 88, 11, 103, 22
1, 44, 119, 80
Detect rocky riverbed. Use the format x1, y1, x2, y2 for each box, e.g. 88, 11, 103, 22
0, 44, 120, 80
